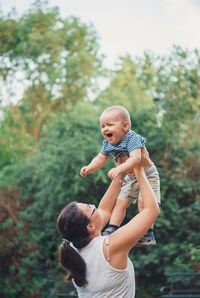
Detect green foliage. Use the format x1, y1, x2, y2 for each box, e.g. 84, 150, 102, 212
0, 6, 102, 92
96, 48, 200, 298
0, 102, 110, 297
0, 4, 103, 169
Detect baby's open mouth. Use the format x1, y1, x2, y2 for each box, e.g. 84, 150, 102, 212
106, 133, 112, 138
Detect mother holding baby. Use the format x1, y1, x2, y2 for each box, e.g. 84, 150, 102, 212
57, 146, 159, 297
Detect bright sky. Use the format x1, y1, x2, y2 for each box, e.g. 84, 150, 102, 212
1, 0, 200, 68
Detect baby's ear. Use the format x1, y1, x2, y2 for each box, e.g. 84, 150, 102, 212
123, 121, 130, 132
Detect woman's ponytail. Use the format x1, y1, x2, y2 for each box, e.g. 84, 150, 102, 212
57, 202, 91, 287
59, 242, 87, 286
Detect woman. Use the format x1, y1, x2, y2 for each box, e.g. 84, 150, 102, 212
57, 149, 160, 297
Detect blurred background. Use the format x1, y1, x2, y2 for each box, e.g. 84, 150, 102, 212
0, 0, 200, 297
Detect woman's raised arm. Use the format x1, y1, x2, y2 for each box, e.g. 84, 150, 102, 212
108, 161, 160, 267
98, 176, 123, 228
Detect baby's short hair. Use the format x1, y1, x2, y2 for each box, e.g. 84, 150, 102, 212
102, 105, 131, 125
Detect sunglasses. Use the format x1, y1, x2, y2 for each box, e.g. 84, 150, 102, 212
88, 204, 96, 220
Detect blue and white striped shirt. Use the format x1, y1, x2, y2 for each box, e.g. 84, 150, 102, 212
101, 130, 146, 158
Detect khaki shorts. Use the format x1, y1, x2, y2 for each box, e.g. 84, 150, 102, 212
118, 165, 161, 204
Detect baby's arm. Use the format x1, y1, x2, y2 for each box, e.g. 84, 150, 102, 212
80, 153, 109, 177
108, 149, 141, 179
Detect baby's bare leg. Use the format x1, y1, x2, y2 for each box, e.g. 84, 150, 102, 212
110, 199, 130, 226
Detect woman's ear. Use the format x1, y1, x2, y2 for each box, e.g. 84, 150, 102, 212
87, 222, 95, 233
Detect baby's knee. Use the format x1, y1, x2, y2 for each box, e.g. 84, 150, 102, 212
116, 199, 130, 210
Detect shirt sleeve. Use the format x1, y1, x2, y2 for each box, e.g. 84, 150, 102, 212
127, 133, 146, 154
100, 139, 110, 156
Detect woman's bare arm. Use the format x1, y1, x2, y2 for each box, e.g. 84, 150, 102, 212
107, 151, 160, 268
98, 177, 123, 228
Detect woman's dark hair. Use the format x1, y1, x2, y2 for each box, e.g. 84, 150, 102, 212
57, 202, 91, 287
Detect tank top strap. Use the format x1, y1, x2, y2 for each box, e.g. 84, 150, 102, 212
105, 236, 111, 262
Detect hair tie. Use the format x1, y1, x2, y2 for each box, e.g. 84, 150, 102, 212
62, 238, 70, 245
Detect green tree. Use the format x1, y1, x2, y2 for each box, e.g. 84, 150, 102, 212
0, 102, 111, 297
95, 48, 200, 297
0, 44, 200, 298
132, 47, 200, 297
0, 4, 103, 168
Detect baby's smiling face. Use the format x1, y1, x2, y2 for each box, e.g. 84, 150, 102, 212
100, 110, 129, 145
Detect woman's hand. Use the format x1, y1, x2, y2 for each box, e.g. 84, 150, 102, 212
108, 167, 122, 180
108, 156, 126, 179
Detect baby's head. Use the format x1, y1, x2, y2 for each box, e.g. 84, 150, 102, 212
100, 106, 131, 144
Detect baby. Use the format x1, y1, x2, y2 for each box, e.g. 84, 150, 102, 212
80, 105, 160, 246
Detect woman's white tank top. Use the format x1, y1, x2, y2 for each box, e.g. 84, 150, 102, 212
73, 235, 135, 298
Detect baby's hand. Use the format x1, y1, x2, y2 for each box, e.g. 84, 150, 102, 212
108, 167, 122, 180
80, 166, 89, 177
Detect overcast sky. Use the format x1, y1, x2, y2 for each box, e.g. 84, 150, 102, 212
1, 0, 200, 68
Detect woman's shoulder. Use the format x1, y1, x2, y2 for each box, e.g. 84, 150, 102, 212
81, 236, 104, 253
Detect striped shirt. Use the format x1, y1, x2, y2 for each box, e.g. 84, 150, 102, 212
101, 130, 146, 158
